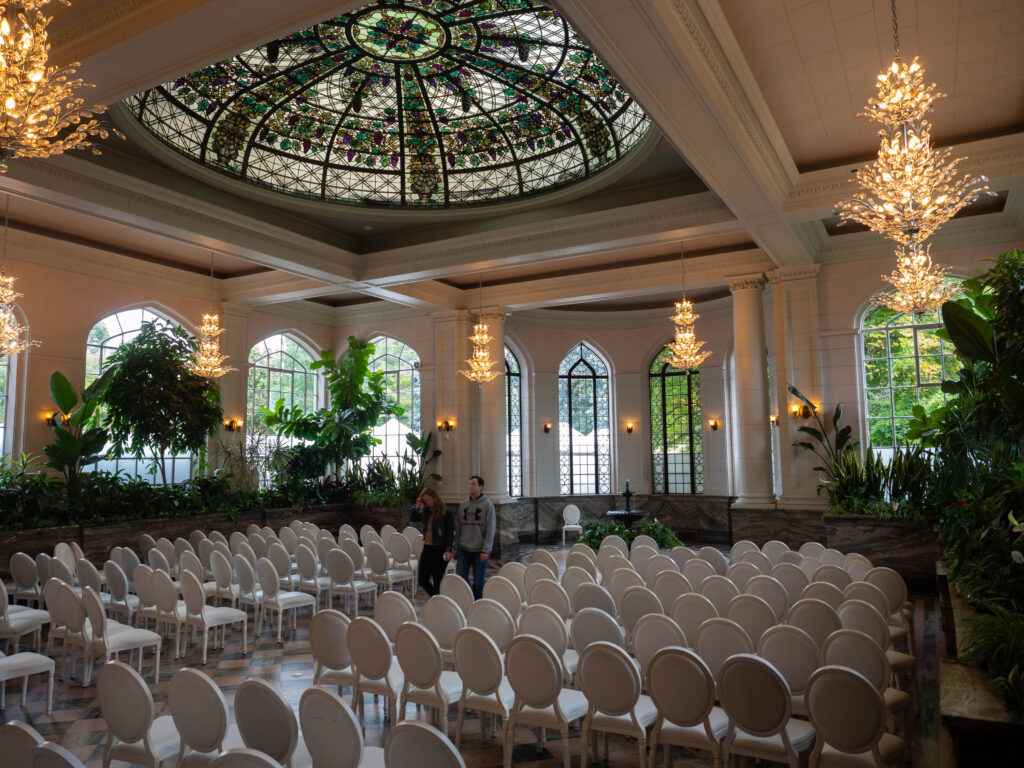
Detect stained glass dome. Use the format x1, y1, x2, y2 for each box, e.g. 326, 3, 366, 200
124, 0, 650, 208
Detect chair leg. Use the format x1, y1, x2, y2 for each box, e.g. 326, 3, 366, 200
46, 669, 53, 714
562, 727, 571, 768
276, 608, 283, 644
455, 698, 466, 748
503, 719, 514, 768
154, 643, 160, 684
638, 732, 647, 768
242, 617, 248, 655
581, 724, 589, 768
202, 627, 209, 664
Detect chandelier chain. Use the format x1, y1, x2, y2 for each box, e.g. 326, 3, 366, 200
890, 0, 900, 60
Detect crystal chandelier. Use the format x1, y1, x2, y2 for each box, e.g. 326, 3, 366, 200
665, 249, 709, 370
0, 195, 38, 355
460, 279, 502, 383
188, 253, 235, 378
835, 0, 991, 314
0, 0, 120, 172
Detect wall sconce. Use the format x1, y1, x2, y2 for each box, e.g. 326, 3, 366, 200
44, 412, 69, 427
543, 423, 552, 434
707, 419, 719, 432
436, 419, 456, 432
222, 418, 244, 432
790, 404, 813, 420
625, 422, 634, 434
770, 414, 778, 427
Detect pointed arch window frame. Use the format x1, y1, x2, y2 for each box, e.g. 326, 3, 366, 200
246, 333, 321, 434
649, 347, 704, 495
504, 344, 522, 498
558, 342, 611, 496
367, 335, 421, 463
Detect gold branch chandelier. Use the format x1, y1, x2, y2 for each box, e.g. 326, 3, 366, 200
0, 0, 119, 172
460, 278, 502, 383
835, 0, 992, 315
0, 194, 37, 355
665, 248, 709, 371
188, 252, 235, 378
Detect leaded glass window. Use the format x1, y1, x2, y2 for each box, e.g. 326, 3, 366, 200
649, 348, 703, 494
0, 351, 9, 454
558, 343, 610, 495
862, 303, 962, 451
247, 334, 319, 432
505, 345, 522, 497
86, 308, 196, 483
125, 0, 650, 208
368, 336, 420, 460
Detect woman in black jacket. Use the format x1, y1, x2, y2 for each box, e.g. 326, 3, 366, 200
410, 487, 453, 597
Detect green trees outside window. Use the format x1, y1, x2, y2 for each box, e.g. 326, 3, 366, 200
649, 348, 703, 494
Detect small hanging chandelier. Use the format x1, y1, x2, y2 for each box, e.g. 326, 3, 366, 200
0, 195, 38, 355
460, 278, 502, 383
835, 0, 992, 314
0, 0, 121, 172
665, 248, 709, 371
188, 252, 235, 378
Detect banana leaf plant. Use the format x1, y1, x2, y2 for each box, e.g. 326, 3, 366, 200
789, 383, 859, 486
43, 367, 118, 496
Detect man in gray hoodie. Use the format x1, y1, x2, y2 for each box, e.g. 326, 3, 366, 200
450, 475, 496, 599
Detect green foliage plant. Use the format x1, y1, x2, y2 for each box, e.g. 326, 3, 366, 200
577, 518, 681, 551
0, 454, 61, 529
789, 384, 857, 485
100, 321, 223, 484
43, 367, 118, 496
960, 603, 1024, 710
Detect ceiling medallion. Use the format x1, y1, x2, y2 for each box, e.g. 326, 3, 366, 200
0, 0, 120, 172
127, 0, 649, 207
835, 0, 991, 315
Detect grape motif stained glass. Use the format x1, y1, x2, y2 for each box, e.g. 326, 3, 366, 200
125, 0, 649, 207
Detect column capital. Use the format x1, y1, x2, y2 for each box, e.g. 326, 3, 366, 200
767, 264, 821, 284
729, 273, 766, 293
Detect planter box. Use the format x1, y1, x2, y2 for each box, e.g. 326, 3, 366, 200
824, 514, 939, 584
0, 502, 408, 577
730, 507, 827, 548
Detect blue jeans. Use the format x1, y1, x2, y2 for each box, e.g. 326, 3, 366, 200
456, 548, 487, 600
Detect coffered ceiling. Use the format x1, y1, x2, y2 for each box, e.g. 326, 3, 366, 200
1, 0, 1020, 317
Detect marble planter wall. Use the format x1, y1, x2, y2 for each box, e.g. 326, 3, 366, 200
824, 514, 940, 583
730, 507, 827, 548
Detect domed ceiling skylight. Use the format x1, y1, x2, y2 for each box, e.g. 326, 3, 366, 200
125, 0, 650, 207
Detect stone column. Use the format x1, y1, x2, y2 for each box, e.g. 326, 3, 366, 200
432, 310, 476, 503
208, 302, 249, 474
729, 275, 775, 506
768, 266, 827, 508
476, 310, 508, 502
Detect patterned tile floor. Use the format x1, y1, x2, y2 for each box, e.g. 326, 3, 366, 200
2, 545, 945, 767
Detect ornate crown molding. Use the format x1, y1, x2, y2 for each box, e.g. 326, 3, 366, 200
729, 274, 766, 293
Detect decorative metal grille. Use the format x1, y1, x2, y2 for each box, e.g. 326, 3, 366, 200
863, 302, 961, 451
85, 308, 195, 483
368, 336, 420, 461
649, 347, 703, 494
125, 0, 649, 208
505, 345, 522, 497
558, 342, 610, 495
247, 334, 319, 431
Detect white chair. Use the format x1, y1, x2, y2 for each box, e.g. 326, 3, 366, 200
725, 561, 760, 590
600, 535, 628, 557
578, 641, 658, 767
388, 533, 414, 576
396, 622, 462, 735
468, 598, 516, 653
483, 575, 523, 621
845, 555, 873, 583
757, 624, 820, 717
10, 553, 43, 607
35, 554, 53, 590
559, 566, 595, 602
341, 539, 368, 581
569, 543, 598, 564
699, 575, 739, 616
422, 594, 466, 667
104, 560, 140, 625
821, 548, 846, 567
800, 556, 824, 580
455, 626, 517, 755
132, 564, 160, 631
33, 742, 91, 768
325, 549, 376, 618
730, 540, 759, 561
524, 562, 557, 597
571, 583, 616, 616
648, 647, 729, 768
631, 612, 686, 676
528, 579, 571, 623
806, 666, 905, 767
787, 598, 842, 650
814, 564, 853, 590
718, 654, 816, 768
0, 649, 55, 713
309, 609, 357, 694
169, 667, 244, 768
153, 569, 188, 659
368, 540, 416, 595
374, 590, 417, 645
180, 550, 217, 598
570, 607, 625, 651
235, 678, 311, 768
844, 581, 892, 622
530, 548, 560, 579
651, 571, 692, 615
669, 546, 697, 571
347, 616, 405, 728
440, 573, 475, 620
210, 550, 240, 608
608, 569, 645, 614
386, 719, 465, 768
727, 594, 776, 646
562, 504, 583, 547
181, 570, 248, 663
619, 585, 663, 641
268, 542, 297, 591
295, 544, 332, 609
234, 555, 264, 622
98, 660, 181, 768
257, 557, 316, 643
762, 540, 791, 565
76, 559, 110, 610
504, 634, 588, 768
0, 580, 48, 652
629, 545, 658, 576
299, 685, 383, 768
779, 551, 805, 566
837, 599, 916, 683
865, 567, 913, 644
770, 562, 809, 606
694, 618, 753, 679
739, 549, 773, 574
697, 547, 729, 576
681, 558, 715, 588
519, 603, 576, 684
744, 574, 790, 621
644, 554, 678, 584
799, 542, 826, 558
207, 531, 228, 548
801, 581, 846, 611
670, 592, 717, 645
83, 586, 161, 685
497, 562, 529, 603
598, 554, 633, 585
0, 720, 44, 768
155, 538, 177, 571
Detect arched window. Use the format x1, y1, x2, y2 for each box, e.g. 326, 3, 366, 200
86, 308, 195, 483
505, 345, 522, 497
558, 343, 611, 495
0, 352, 9, 455
247, 334, 319, 432
862, 303, 962, 453
368, 336, 420, 459
649, 348, 703, 494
